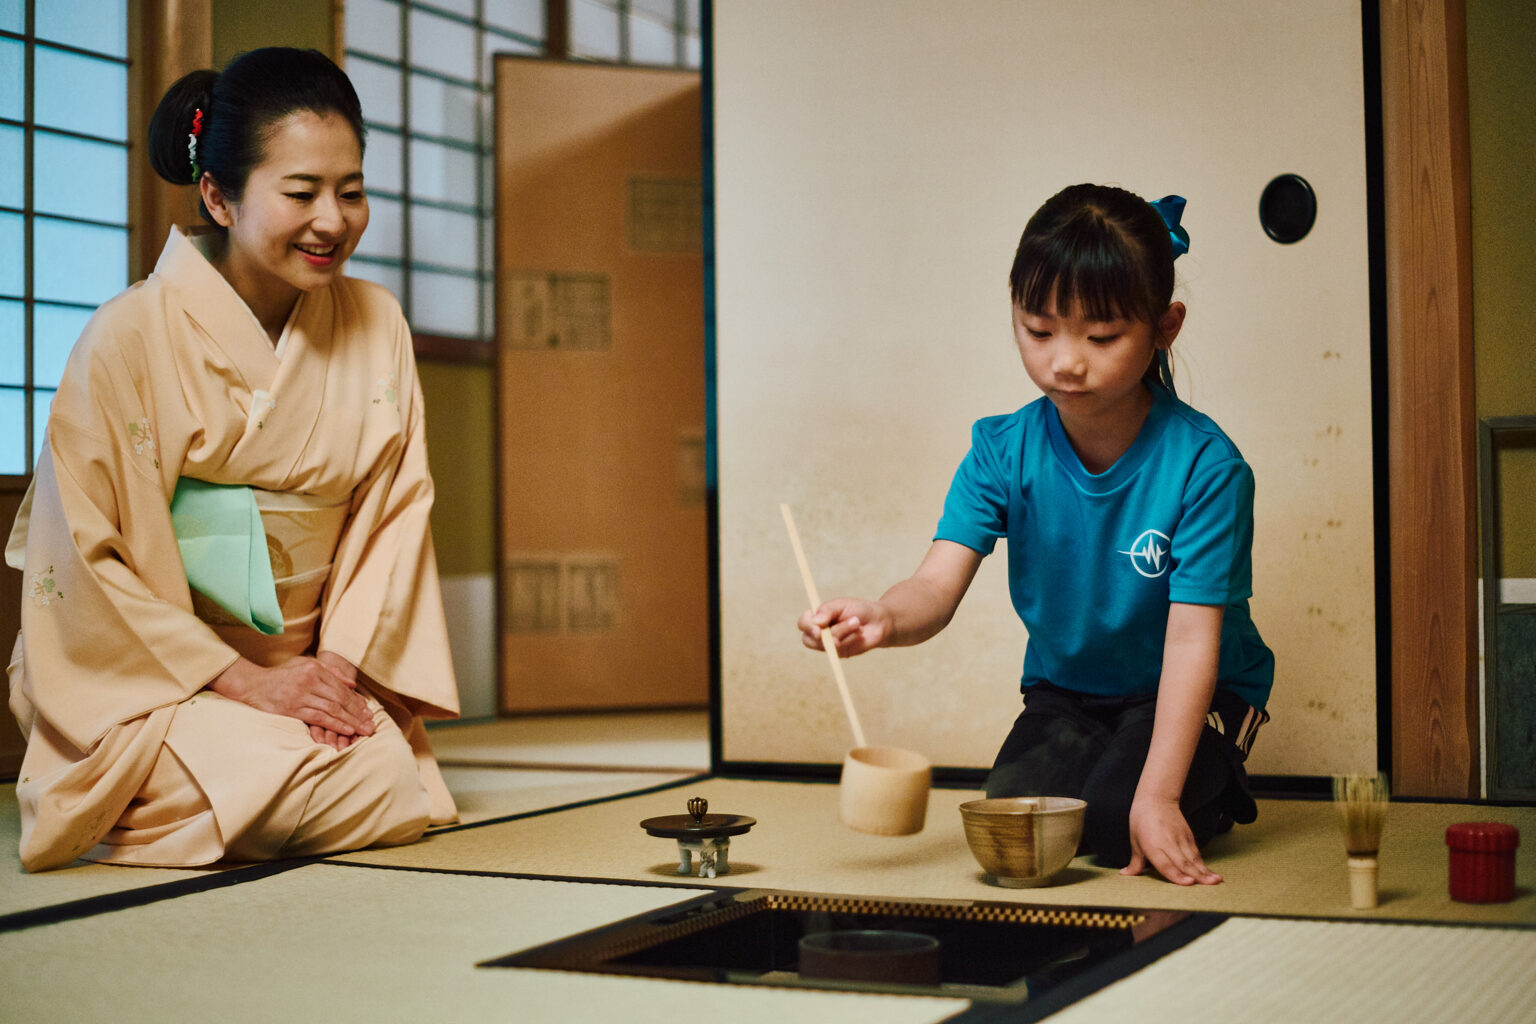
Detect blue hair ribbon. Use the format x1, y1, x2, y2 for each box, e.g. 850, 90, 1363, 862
1148, 194, 1186, 395
1150, 195, 1189, 259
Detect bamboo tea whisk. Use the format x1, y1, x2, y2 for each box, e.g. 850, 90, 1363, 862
1334, 772, 1389, 910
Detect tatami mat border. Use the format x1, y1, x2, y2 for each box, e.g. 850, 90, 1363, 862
426, 772, 709, 836
436, 759, 710, 775
322, 857, 726, 894
0, 857, 320, 934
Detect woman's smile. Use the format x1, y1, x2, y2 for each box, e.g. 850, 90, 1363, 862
204, 110, 369, 340
296, 242, 339, 266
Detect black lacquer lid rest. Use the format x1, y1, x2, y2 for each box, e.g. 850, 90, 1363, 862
640, 797, 757, 839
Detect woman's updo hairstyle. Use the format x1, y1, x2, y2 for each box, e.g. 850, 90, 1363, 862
1009, 183, 1178, 390
148, 47, 366, 226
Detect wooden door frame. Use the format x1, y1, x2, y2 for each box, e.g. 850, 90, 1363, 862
695, 1, 1483, 790
1379, 0, 1479, 798
127, 0, 213, 283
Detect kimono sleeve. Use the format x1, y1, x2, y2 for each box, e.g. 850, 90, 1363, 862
316, 304, 459, 719
9, 316, 236, 753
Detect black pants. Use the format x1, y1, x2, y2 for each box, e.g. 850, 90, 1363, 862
983, 682, 1260, 868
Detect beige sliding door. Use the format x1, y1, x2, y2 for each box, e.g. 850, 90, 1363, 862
494, 58, 706, 711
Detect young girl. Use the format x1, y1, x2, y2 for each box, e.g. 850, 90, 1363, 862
798, 183, 1274, 886
7, 48, 458, 871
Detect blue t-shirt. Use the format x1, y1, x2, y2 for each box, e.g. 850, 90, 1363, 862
935, 386, 1274, 711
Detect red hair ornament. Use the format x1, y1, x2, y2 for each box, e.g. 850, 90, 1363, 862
188, 108, 204, 184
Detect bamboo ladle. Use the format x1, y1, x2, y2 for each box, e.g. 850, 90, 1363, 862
781, 504, 931, 835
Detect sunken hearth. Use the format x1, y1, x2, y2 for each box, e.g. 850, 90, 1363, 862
482, 888, 1224, 1009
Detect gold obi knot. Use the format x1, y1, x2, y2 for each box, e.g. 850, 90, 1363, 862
192, 490, 350, 665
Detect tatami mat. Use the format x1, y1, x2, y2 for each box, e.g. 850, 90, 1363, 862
5, 698, 1530, 1024
2, 770, 697, 920
0, 863, 968, 1024
5, 770, 1532, 1022
429, 710, 710, 772
1, 704, 706, 914
333, 777, 1536, 925
1046, 916, 1536, 1023
0, 784, 229, 918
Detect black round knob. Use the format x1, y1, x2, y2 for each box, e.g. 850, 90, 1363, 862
1259, 174, 1317, 244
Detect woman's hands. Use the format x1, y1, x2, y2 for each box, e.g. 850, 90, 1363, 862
209, 652, 376, 751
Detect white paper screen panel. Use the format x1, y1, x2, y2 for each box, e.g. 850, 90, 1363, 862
713, 0, 1376, 776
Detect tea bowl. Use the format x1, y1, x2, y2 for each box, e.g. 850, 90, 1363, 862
958, 796, 1086, 887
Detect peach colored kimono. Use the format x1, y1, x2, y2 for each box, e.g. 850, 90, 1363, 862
6, 228, 459, 871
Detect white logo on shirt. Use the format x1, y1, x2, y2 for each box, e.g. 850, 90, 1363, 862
1120, 529, 1171, 578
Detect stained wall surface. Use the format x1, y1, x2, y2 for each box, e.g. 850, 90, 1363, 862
713, 0, 1377, 775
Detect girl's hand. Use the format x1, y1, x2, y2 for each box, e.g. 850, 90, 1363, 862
798, 599, 892, 657
1122, 795, 1222, 885
209, 655, 377, 746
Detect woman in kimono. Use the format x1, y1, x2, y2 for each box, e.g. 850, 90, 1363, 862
6, 47, 459, 871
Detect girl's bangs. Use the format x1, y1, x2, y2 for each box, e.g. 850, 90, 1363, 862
1013, 223, 1151, 324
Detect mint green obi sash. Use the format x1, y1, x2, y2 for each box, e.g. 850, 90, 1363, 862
170, 478, 284, 635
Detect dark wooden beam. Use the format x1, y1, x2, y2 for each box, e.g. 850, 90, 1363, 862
545, 0, 568, 59
413, 332, 494, 365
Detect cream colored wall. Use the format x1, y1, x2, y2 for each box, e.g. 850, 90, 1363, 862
714, 0, 1377, 776
418, 362, 495, 578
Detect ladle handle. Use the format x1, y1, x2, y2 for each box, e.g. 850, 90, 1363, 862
780, 503, 868, 749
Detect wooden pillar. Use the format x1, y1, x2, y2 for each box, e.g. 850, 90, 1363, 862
545, 0, 569, 58
1379, 0, 1478, 797
332, 0, 346, 58
127, 0, 213, 282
